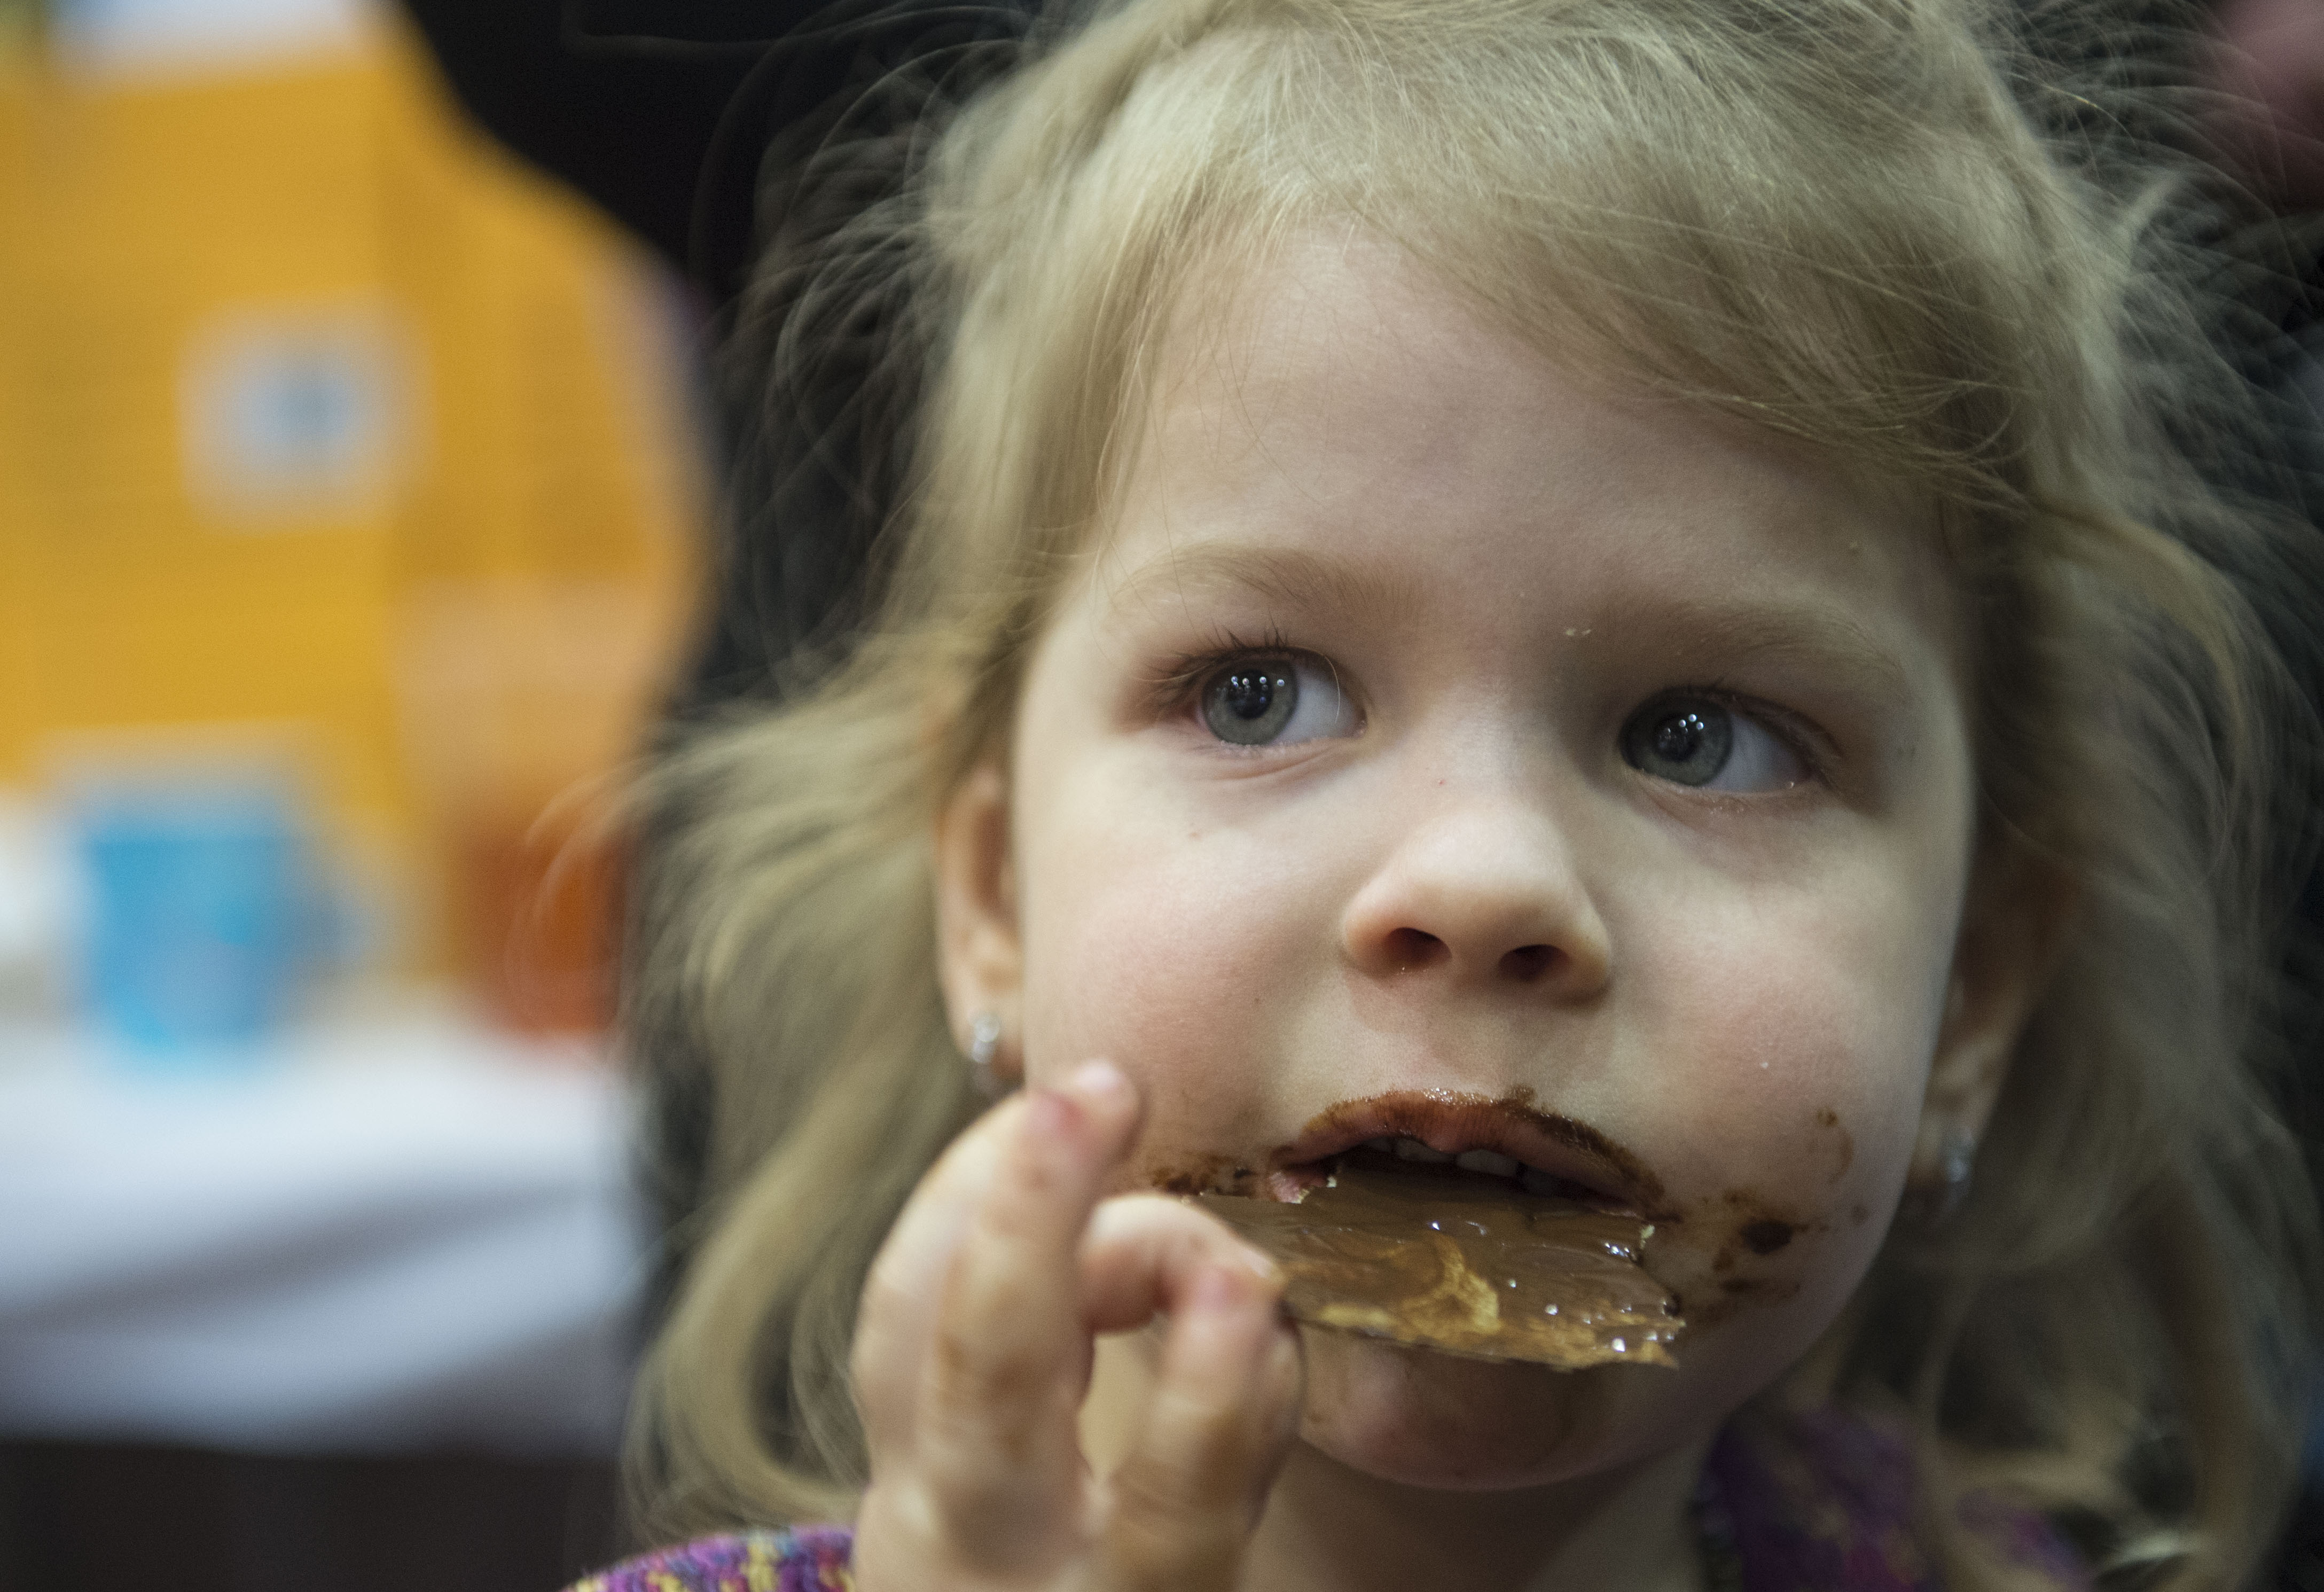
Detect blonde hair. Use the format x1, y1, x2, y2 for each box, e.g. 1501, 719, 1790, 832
625, 1, 2322, 1585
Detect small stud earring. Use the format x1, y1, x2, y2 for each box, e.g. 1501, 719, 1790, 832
1900, 1123, 1978, 1229
1935, 1125, 1977, 1223
966, 1011, 1008, 1099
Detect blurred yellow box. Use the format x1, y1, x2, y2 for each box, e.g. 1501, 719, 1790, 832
0, 13, 700, 982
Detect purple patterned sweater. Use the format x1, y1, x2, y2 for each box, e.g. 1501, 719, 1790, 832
568, 1411, 2087, 1592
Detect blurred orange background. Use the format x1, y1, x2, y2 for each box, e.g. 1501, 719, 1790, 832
0, 9, 701, 1033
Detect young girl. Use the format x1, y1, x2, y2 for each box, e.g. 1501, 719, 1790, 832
580, 1, 2322, 1587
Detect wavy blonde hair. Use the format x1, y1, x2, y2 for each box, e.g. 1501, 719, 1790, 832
624, 2, 2322, 1585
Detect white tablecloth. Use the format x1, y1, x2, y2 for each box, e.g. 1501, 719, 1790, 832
0, 1001, 646, 1456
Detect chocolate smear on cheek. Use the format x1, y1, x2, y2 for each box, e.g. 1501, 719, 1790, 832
1658, 1184, 1828, 1326
1685, 1200, 1813, 1322
1195, 1153, 1682, 1370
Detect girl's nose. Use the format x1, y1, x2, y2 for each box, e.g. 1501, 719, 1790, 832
1338, 798, 1611, 998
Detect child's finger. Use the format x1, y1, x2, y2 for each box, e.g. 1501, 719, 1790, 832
1097, 1261, 1304, 1592
1080, 1193, 1278, 1335
913, 1060, 1144, 1560
852, 1096, 1020, 1460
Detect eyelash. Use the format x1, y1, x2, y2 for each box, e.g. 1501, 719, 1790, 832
1144, 627, 1303, 717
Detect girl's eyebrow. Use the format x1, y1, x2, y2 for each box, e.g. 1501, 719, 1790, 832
1102, 542, 1423, 629
1102, 542, 1921, 703
1644, 599, 1918, 704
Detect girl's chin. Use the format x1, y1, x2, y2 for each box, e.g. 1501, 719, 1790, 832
1294, 1328, 1668, 1490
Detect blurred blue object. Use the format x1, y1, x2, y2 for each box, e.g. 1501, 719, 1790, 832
72, 778, 315, 1058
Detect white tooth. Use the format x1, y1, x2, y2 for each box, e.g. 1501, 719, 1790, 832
1365, 1137, 1396, 1152
1393, 1137, 1452, 1163
1454, 1149, 1520, 1177
1519, 1168, 1562, 1196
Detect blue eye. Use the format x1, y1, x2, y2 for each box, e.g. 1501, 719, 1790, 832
1199, 655, 1357, 747
1621, 697, 1804, 792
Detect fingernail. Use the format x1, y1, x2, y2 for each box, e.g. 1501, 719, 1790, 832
1234, 1243, 1278, 1283
1063, 1058, 1131, 1110
1025, 1086, 1075, 1138
1191, 1260, 1252, 1315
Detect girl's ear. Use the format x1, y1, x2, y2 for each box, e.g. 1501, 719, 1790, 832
934, 762, 1024, 1080
1911, 847, 2077, 1192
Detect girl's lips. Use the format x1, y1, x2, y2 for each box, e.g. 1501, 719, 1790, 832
1267, 1089, 1668, 1216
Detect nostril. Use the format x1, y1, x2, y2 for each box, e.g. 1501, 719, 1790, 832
1384, 927, 1447, 972
1500, 943, 1559, 982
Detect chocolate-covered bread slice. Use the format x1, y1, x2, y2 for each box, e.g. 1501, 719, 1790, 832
1196, 1157, 1681, 1368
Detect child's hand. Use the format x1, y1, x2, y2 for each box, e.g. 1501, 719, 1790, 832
852, 1060, 1303, 1592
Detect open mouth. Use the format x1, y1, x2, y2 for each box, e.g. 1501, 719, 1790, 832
1327, 1136, 1622, 1208
1263, 1092, 1660, 1218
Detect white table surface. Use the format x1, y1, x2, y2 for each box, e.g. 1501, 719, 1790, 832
0, 997, 646, 1456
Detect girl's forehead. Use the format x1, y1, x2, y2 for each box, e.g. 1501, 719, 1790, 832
1087, 232, 1961, 669
1130, 232, 1931, 521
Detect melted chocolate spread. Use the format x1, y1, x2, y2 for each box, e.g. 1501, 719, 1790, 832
1196, 1153, 1683, 1369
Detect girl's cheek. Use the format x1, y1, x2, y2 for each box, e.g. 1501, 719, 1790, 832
1020, 813, 1331, 1110
1627, 904, 1938, 1332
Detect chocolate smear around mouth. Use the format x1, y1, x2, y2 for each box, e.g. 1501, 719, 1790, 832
1194, 1152, 1683, 1369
